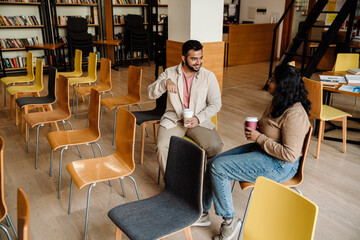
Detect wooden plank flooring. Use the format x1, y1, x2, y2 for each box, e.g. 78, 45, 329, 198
0, 61, 359, 239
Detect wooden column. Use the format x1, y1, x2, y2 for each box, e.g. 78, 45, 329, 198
104, 0, 115, 62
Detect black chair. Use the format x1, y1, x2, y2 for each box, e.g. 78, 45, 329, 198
108, 136, 205, 240
67, 17, 93, 70
16, 66, 57, 133
131, 92, 167, 165
124, 14, 150, 65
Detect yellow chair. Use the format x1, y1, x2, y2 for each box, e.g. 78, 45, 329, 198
17, 188, 30, 240
74, 57, 113, 118
303, 77, 351, 159
1, 51, 35, 107
46, 88, 102, 199
6, 58, 44, 122
66, 107, 140, 240
56, 49, 82, 79
68, 52, 97, 114
241, 176, 318, 240
101, 65, 142, 145
333, 53, 359, 72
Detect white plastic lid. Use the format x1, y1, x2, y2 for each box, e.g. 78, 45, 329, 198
245, 117, 258, 122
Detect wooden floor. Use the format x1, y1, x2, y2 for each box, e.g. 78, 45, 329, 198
0, 61, 359, 240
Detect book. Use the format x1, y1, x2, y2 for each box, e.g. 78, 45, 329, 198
344, 75, 360, 84
347, 68, 360, 75
319, 75, 346, 85
338, 85, 360, 93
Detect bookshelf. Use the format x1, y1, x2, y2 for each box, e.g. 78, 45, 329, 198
0, 0, 50, 72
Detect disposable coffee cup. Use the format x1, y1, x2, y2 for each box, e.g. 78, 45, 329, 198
183, 109, 194, 128
245, 117, 258, 130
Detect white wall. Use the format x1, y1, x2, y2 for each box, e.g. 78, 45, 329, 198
168, 0, 223, 43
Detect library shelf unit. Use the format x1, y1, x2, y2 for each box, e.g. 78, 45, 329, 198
0, 0, 50, 73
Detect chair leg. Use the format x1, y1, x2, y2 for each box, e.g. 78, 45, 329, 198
112, 107, 118, 146
68, 178, 73, 214
5, 214, 17, 239
0, 224, 12, 240
342, 116, 347, 153
140, 123, 146, 164
76, 90, 79, 119
50, 149, 53, 176
183, 227, 193, 240
27, 123, 30, 153
35, 124, 43, 169
125, 176, 141, 200
10, 94, 14, 119
290, 186, 302, 195
58, 146, 68, 199
84, 183, 95, 240
237, 188, 254, 240
316, 120, 324, 159
153, 123, 158, 144
115, 227, 123, 240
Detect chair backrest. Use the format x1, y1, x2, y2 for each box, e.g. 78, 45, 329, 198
164, 136, 205, 215
99, 58, 111, 91
74, 49, 83, 76
26, 51, 35, 81
87, 88, 101, 137
283, 125, 313, 187
243, 176, 318, 240
57, 75, 71, 115
114, 108, 136, 170
126, 14, 144, 30
67, 17, 88, 33
34, 58, 44, 90
0, 137, 7, 221
47, 67, 57, 101
333, 53, 359, 72
87, 52, 97, 81
127, 65, 142, 100
303, 77, 322, 119
17, 188, 30, 240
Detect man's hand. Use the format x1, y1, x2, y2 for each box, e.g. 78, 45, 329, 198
244, 127, 261, 141
185, 117, 199, 128
166, 79, 178, 93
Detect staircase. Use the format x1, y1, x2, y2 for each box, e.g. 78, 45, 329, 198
267, 0, 357, 87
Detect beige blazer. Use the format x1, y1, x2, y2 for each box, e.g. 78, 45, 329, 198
148, 63, 221, 129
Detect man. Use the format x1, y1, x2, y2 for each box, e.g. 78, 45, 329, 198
148, 40, 223, 174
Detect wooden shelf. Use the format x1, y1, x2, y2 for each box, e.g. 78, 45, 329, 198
0, 25, 44, 28
55, 3, 97, 6
58, 24, 99, 27
112, 4, 147, 7
0, 1, 41, 5
2, 48, 27, 51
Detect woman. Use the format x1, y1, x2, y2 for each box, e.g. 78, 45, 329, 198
195, 64, 311, 240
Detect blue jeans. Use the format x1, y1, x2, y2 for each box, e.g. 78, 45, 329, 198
202, 143, 299, 218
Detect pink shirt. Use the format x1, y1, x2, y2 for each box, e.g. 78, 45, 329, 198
182, 67, 195, 109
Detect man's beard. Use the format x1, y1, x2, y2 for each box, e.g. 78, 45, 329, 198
185, 58, 201, 72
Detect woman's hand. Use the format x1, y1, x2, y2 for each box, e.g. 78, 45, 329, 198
244, 127, 261, 142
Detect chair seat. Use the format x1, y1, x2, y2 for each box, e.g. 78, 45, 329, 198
320, 105, 351, 120
101, 96, 139, 111
46, 128, 99, 151
6, 85, 42, 95
132, 110, 163, 125
24, 109, 69, 128
16, 96, 55, 109
69, 77, 96, 86
75, 84, 110, 96
66, 155, 134, 189
108, 191, 199, 240
57, 71, 82, 79
1, 76, 33, 85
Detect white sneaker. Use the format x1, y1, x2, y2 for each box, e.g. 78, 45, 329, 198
213, 217, 242, 240
193, 213, 211, 227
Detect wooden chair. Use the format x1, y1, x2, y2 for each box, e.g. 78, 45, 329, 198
17, 188, 30, 240
7, 58, 44, 121
1, 51, 35, 107
108, 136, 205, 240
101, 65, 142, 145
23, 75, 72, 169
68, 52, 97, 114
303, 77, 351, 159
241, 177, 318, 240
237, 126, 313, 240
74, 57, 113, 118
0, 137, 18, 240
16, 66, 57, 134
66, 107, 140, 240
56, 49, 82, 79
46, 88, 102, 199
333, 53, 359, 72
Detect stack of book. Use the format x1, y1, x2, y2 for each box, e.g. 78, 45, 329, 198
0, 37, 39, 48
0, 15, 41, 26
344, 75, 360, 85
319, 75, 346, 86
347, 68, 360, 75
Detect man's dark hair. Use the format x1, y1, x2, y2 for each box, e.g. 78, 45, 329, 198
182, 40, 203, 57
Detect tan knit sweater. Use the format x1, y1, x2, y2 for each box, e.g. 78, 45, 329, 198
255, 102, 310, 163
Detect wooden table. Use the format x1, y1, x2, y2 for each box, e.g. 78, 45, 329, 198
93, 40, 122, 70
25, 43, 66, 69
320, 71, 360, 145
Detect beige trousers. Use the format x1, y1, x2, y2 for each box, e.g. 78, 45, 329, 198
156, 122, 223, 174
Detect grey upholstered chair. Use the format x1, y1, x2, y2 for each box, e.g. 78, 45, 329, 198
108, 136, 205, 240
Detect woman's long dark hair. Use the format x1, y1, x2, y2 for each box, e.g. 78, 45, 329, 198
271, 64, 311, 118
